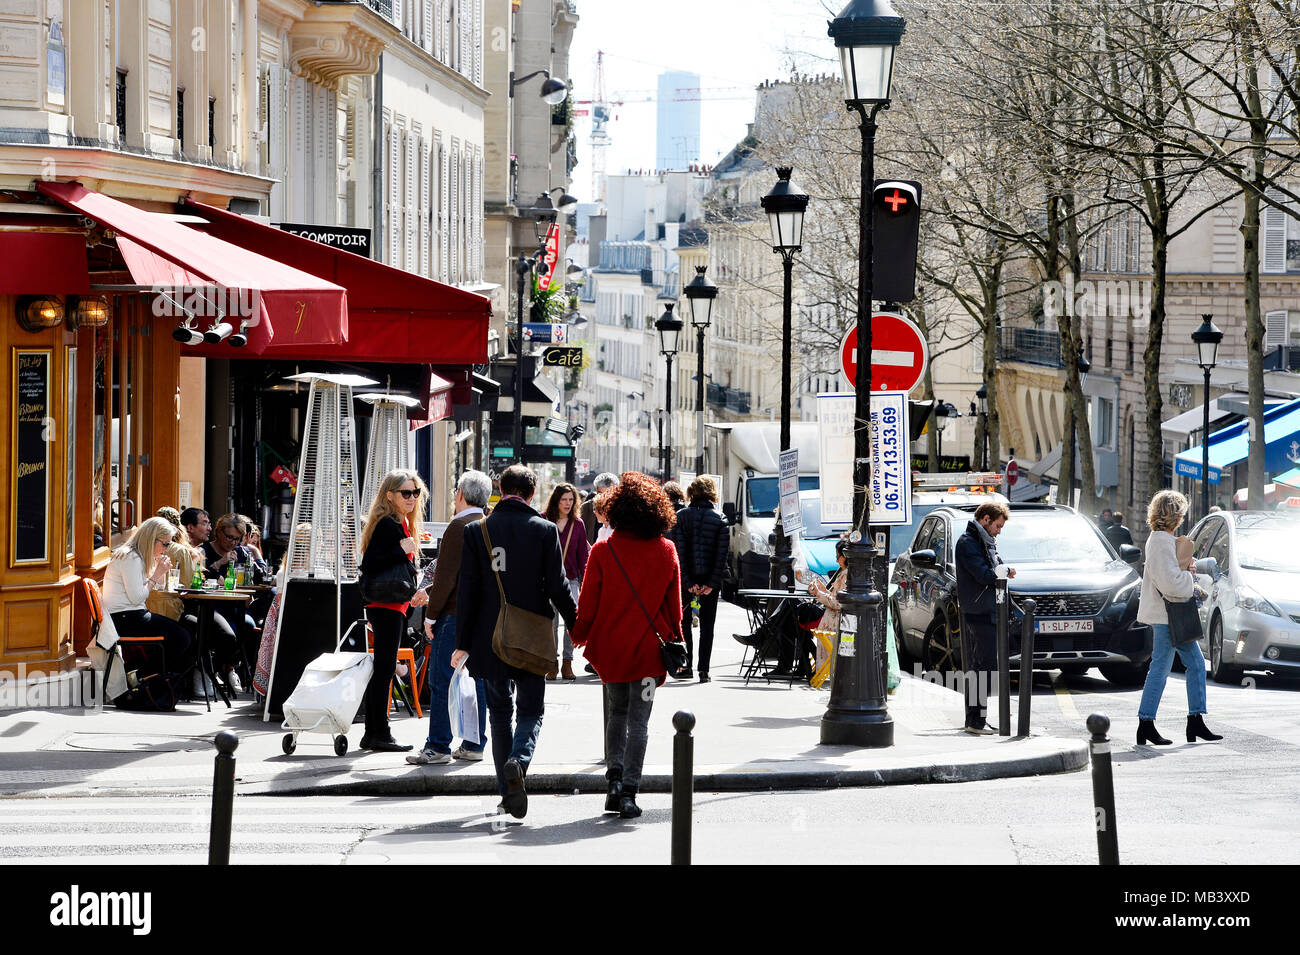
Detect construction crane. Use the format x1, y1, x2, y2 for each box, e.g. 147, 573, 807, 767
575, 50, 753, 205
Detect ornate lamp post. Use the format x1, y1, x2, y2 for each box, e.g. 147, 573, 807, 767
1192, 315, 1223, 519
822, 0, 905, 748
760, 167, 810, 591
512, 196, 558, 464
683, 266, 718, 477
655, 304, 683, 479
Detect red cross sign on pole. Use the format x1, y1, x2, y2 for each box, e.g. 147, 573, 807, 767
839, 311, 929, 394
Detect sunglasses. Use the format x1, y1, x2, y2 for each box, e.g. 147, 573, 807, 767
395, 488, 419, 499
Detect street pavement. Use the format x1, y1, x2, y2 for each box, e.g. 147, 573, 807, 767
0, 600, 1084, 799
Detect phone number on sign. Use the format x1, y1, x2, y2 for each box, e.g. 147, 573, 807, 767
873, 407, 904, 514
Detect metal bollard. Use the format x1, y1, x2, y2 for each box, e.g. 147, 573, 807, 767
1087, 714, 1120, 865
996, 578, 1010, 736
208, 731, 238, 866
1017, 599, 1035, 737
671, 710, 695, 866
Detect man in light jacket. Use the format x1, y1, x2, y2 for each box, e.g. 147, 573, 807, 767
954, 502, 1016, 734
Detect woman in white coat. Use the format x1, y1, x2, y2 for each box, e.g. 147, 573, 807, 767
1135, 490, 1222, 745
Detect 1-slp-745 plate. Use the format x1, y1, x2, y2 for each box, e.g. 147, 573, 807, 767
1034, 619, 1094, 633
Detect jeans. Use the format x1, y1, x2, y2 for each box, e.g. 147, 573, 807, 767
1139, 623, 1208, 720
364, 606, 405, 739
110, 609, 197, 678
484, 675, 546, 799
681, 588, 720, 674
551, 578, 579, 662
961, 613, 996, 728
422, 613, 486, 753
605, 679, 656, 791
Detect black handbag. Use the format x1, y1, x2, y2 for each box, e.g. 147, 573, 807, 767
1162, 597, 1203, 647
360, 558, 419, 604
607, 543, 689, 676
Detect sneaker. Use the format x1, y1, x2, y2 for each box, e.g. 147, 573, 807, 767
224, 669, 243, 694
963, 724, 996, 736
452, 746, 485, 762
406, 746, 453, 765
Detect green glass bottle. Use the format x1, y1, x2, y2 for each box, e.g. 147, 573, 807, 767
191, 563, 203, 590
224, 561, 236, 591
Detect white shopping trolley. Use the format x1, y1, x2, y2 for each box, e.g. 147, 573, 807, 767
280, 620, 373, 756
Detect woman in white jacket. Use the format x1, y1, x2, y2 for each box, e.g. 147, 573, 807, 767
1135, 490, 1222, 745
102, 516, 196, 685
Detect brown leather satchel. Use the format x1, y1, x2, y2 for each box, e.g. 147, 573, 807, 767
481, 520, 557, 676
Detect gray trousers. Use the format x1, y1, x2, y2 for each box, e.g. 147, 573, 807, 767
552, 578, 579, 662
604, 679, 656, 791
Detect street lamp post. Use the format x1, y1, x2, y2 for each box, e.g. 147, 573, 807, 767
822, 0, 905, 748
761, 167, 810, 591
512, 196, 558, 465
975, 384, 988, 470
656, 305, 683, 480
684, 266, 718, 476
1192, 315, 1223, 519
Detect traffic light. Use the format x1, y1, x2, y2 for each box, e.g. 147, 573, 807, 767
873, 179, 921, 304
908, 399, 937, 442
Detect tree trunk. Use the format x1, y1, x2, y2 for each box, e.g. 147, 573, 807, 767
1241, 20, 1268, 514
984, 300, 1001, 467
1061, 191, 1097, 503
1144, 222, 1169, 505
914, 300, 940, 472
1058, 403, 1075, 506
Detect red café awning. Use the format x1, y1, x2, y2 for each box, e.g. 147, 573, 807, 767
35, 181, 347, 353
0, 231, 90, 294
179, 198, 489, 366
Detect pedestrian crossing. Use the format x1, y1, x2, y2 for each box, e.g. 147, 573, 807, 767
0, 795, 500, 864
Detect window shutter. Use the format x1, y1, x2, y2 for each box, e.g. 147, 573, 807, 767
439, 141, 450, 281
1263, 187, 1288, 274
418, 134, 430, 276
450, 140, 460, 284
388, 121, 401, 266
460, 1, 471, 77
473, 0, 483, 84
1266, 310, 1290, 348
423, 0, 434, 53
393, 0, 404, 33
258, 65, 269, 171
405, 127, 417, 271
474, 146, 483, 281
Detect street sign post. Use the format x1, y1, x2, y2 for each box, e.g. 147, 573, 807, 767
778, 449, 802, 536
839, 311, 929, 394
818, 390, 913, 527
1006, 460, 1019, 486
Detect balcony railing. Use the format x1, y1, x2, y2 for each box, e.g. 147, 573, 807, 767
998, 326, 1063, 368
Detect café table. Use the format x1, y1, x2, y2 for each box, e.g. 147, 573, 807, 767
735, 587, 812, 686
178, 588, 252, 711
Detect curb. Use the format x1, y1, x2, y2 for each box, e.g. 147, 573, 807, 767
242, 740, 1089, 797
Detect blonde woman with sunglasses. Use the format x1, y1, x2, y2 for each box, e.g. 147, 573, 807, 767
358, 469, 430, 751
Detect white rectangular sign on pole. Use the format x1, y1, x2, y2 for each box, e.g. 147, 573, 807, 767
778, 448, 802, 536
817, 391, 912, 528
869, 390, 912, 526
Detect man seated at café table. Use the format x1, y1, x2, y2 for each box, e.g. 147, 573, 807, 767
198, 513, 261, 689
180, 507, 212, 551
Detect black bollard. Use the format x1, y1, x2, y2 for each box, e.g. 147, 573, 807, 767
671, 710, 695, 866
1017, 599, 1035, 737
209, 730, 238, 866
1087, 714, 1119, 865
996, 578, 1010, 736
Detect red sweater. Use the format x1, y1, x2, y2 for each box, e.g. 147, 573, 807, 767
570, 530, 684, 685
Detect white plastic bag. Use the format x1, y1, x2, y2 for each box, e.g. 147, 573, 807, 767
448, 660, 480, 745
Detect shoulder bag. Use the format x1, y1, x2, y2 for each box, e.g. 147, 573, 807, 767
607, 542, 688, 677
359, 519, 419, 604
1162, 595, 1203, 648
481, 520, 557, 676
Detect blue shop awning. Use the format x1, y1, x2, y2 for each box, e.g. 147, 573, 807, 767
1176, 397, 1300, 485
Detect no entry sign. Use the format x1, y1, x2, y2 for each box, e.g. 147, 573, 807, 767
839, 312, 929, 394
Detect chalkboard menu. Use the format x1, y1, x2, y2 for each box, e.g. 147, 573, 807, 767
12, 350, 51, 564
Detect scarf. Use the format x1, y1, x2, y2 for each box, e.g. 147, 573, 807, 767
974, 520, 1002, 570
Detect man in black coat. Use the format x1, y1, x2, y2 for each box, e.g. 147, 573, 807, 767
1104, 512, 1134, 551
669, 477, 730, 682
954, 502, 1016, 734
453, 465, 576, 818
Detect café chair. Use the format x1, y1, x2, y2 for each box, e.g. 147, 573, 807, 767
82, 576, 169, 706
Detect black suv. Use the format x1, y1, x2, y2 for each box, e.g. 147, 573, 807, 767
889, 503, 1151, 685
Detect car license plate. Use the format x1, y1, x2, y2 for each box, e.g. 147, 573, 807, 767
1035, 619, 1094, 634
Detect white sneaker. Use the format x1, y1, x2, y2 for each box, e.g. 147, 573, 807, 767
406, 746, 454, 765
225, 670, 243, 693
452, 746, 485, 761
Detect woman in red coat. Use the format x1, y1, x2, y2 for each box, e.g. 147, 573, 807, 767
571, 472, 684, 819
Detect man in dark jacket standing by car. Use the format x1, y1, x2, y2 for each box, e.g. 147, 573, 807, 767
669, 476, 729, 682
954, 502, 1016, 734
453, 465, 577, 819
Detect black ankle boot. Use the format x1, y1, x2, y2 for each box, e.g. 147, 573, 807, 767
618, 788, 642, 819
604, 777, 623, 813
1186, 714, 1223, 743
1136, 719, 1172, 745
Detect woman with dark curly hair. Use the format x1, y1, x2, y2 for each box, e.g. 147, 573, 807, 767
570, 472, 684, 819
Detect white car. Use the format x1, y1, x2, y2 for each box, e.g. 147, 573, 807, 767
1186, 510, 1300, 683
